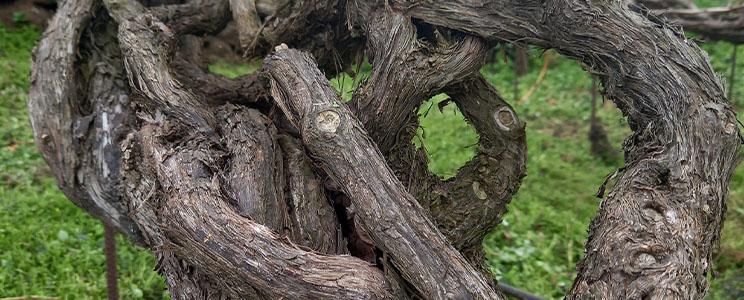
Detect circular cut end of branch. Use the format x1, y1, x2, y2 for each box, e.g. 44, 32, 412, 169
275, 43, 289, 52
316, 110, 341, 133
494, 107, 516, 131
724, 122, 736, 135
472, 181, 488, 200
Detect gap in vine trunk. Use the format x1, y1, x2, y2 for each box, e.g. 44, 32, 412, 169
208, 60, 260, 79
416, 94, 478, 179
200, 22, 246, 69
330, 59, 372, 101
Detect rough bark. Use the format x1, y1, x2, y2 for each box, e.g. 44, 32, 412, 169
392, 0, 742, 298
27, 0, 741, 299
27, 0, 142, 242
170, 34, 268, 106
121, 123, 393, 299
635, 0, 744, 43
30, 0, 392, 298
347, 2, 526, 256
278, 134, 345, 255
111, 1, 395, 298
265, 46, 502, 299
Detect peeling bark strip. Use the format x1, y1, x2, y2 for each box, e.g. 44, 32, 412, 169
393, 0, 742, 298
265, 47, 502, 300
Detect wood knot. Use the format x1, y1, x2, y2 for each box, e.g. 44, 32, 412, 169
724, 122, 736, 135
472, 181, 487, 200
494, 107, 516, 131
275, 43, 289, 52
316, 110, 341, 133
635, 252, 658, 267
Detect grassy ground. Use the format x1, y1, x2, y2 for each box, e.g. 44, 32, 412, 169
2, 13, 744, 300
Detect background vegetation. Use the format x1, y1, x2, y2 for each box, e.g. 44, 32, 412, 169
2, 3, 743, 298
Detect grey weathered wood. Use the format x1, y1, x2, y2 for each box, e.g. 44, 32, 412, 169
102, 1, 395, 298
121, 123, 393, 299
347, 2, 526, 259
278, 135, 344, 254
265, 47, 503, 300
220, 104, 287, 231
102, 1, 396, 297
27, 0, 143, 242
149, 0, 231, 36
639, 1, 744, 44
28, 0, 741, 298
229, 0, 262, 53
392, 0, 742, 298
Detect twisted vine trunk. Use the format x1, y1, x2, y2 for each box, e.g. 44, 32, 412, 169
635, 0, 744, 44
28, 0, 740, 299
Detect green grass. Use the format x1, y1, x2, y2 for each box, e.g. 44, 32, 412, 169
2, 9, 744, 299
207, 60, 260, 79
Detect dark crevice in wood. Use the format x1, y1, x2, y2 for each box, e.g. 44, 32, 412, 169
266, 46, 503, 299
104, 1, 395, 297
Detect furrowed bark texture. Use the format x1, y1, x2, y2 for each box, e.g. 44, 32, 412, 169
26, 0, 391, 297
347, 1, 526, 257
27, 0, 143, 242
27, 0, 741, 298
634, 0, 744, 44
278, 134, 345, 255
265, 47, 502, 299
110, 1, 395, 298
393, 0, 742, 298
121, 124, 392, 299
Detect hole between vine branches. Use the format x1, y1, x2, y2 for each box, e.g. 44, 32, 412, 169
416, 94, 478, 179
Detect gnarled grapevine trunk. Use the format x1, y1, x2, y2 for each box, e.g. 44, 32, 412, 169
28, 0, 740, 299
635, 0, 744, 44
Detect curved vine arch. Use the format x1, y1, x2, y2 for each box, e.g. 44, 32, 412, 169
27, 0, 740, 298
